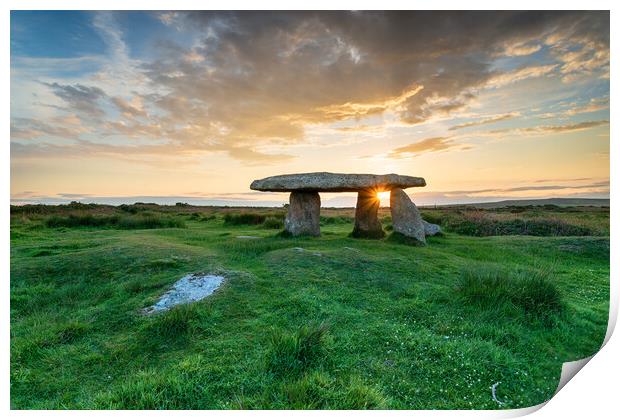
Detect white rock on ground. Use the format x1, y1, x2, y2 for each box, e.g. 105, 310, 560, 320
144, 273, 225, 313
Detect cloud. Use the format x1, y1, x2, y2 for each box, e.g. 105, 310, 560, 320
491, 120, 608, 136
43, 82, 107, 117
537, 97, 609, 120
449, 112, 519, 131
565, 97, 609, 116
11, 116, 89, 139
501, 41, 542, 57
111, 96, 148, 118
11, 11, 610, 164
441, 180, 609, 196
387, 136, 471, 158
485, 64, 558, 88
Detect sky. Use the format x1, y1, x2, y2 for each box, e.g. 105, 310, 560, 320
10, 11, 610, 207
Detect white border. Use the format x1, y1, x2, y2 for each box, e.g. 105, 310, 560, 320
3, 1, 617, 418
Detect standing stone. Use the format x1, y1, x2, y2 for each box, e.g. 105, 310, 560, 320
352, 190, 385, 239
285, 191, 321, 236
390, 188, 426, 244
423, 220, 442, 236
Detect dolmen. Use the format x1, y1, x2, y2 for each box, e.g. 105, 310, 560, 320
250, 172, 441, 244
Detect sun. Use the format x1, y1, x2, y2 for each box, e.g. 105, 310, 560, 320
377, 191, 390, 206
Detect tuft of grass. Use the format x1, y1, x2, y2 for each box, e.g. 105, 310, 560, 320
265, 322, 330, 377
44, 321, 89, 346
456, 266, 564, 321
143, 305, 198, 339
282, 372, 388, 409
340, 376, 389, 409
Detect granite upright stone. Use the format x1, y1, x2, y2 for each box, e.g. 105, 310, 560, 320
284, 191, 321, 236
352, 190, 385, 238
390, 188, 426, 244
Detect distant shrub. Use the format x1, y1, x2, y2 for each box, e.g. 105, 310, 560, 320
117, 215, 185, 229
263, 216, 284, 229
118, 204, 140, 214
266, 322, 329, 377
45, 214, 185, 229
224, 212, 266, 225
456, 267, 564, 321
443, 212, 593, 237
320, 216, 353, 225
420, 212, 443, 225
67, 201, 98, 210
46, 214, 119, 228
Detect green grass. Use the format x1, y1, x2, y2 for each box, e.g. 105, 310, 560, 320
10, 205, 609, 409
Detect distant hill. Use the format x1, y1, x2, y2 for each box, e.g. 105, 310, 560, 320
428, 198, 610, 209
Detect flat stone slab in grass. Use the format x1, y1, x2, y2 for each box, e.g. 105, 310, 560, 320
143, 273, 225, 314
251, 172, 426, 192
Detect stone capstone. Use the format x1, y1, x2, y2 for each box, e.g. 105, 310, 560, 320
352, 190, 385, 238
284, 191, 321, 236
390, 188, 426, 244
251, 172, 425, 192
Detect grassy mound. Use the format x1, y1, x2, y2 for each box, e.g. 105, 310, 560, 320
10, 203, 609, 409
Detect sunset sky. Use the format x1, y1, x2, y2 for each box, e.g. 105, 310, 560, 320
10, 11, 610, 206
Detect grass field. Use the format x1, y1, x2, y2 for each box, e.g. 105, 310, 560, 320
10, 203, 610, 409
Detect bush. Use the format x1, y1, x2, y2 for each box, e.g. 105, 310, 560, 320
263, 216, 284, 229
45, 214, 185, 229
420, 212, 443, 225
265, 322, 329, 377
456, 267, 564, 321
224, 212, 266, 225
320, 216, 353, 225
46, 214, 119, 228
118, 204, 140, 214
443, 212, 593, 237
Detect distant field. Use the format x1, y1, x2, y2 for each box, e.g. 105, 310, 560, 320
10, 203, 610, 409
